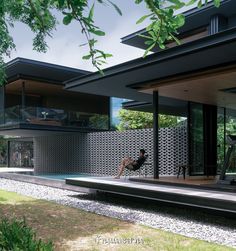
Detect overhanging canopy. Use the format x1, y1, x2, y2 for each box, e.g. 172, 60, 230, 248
121, 0, 235, 52
65, 27, 236, 110
6, 58, 90, 85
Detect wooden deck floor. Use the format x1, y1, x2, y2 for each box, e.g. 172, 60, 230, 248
141, 176, 217, 185
66, 176, 236, 217
129, 175, 236, 192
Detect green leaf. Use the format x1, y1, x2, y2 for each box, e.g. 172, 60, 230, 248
170, 34, 181, 45
136, 14, 152, 24
139, 34, 153, 40
107, 0, 122, 16
63, 14, 73, 25
159, 43, 165, 49
143, 43, 155, 57
186, 0, 196, 6
82, 54, 92, 60
104, 53, 113, 58
88, 3, 95, 21
168, 0, 185, 9
144, 40, 154, 45
214, 0, 221, 8
175, 14, 185, 27
58, 0, 65, 8
90, 29, 105, 36
197, 0, 202, 8
168, 0, 182, 3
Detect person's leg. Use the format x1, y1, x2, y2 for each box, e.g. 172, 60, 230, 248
115, 164, 126, 179
115, 158, 133, 179
120, 157, 131, 166
117, 157, 132, 171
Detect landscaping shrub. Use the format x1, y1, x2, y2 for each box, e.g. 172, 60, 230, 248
0, 217, 53, 251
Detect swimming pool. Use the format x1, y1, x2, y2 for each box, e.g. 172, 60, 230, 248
9, 171, 88, 181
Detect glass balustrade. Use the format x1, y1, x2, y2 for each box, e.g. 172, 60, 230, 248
0, 105, 109, 131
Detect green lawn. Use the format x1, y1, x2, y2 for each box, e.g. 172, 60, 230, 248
0, 189, 234, 251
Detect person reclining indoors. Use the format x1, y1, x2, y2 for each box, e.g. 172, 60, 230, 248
114, 149, 146, 179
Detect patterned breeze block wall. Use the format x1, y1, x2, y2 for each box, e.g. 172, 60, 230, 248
34, 127, 188, 176
158, 127, 188, 175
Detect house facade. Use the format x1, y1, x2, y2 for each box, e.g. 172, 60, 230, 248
1, 0, 236, 182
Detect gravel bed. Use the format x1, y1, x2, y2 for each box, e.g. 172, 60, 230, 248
0, 178, 235, 248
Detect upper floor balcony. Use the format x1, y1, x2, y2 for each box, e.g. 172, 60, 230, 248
0, 105, 109, 135
0, 58, 110, 137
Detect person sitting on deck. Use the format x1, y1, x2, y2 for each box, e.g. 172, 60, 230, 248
114, 149, 146, 179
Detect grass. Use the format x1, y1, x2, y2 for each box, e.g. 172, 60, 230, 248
0, 189, 234, 251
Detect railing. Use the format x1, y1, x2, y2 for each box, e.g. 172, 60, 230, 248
0, 105, 109, 131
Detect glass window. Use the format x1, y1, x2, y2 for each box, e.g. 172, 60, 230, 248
217, 107, 225, 173
225, 108, 236, 175
110, 97, 128, 129
189, 103, 204, 175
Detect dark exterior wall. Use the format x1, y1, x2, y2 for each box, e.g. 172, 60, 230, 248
5, 92, 109, 115
5, 94, 21, 108
42, 94, 109, 114
33, 127, 188, 176
5, 94, 42, 108
0, 86, 4, 112
228, 15, 236, 28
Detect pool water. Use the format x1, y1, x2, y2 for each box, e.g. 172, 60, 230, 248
8, 171, 88, 180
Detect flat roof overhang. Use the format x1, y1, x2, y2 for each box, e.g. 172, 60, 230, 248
65, 27, 236, 109
6, 58, 90, 85
138, 63, 236, 110
122, 100, 188, 116
121, 0, 235, 51
5, 78, 89, 99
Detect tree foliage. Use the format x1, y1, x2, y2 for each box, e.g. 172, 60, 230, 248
0, 217, 53, 250
159, 114, 179, 128
0, 0, 221, 84
117, 109, 153, 131
136, 0, 221, 55
117, 109, 179, 131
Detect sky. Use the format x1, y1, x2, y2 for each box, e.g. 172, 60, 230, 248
6, 0, 197, 72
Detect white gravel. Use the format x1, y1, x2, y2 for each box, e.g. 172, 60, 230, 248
0, 178, 235, 248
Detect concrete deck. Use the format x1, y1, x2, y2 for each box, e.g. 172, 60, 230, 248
66, 176, 236, 216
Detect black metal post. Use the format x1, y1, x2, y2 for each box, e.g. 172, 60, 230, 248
7, 140, 10, 168
224, 108, 226, 161
153, 91, 159, 179
3, 85, 5, 124
187, 102, 191, 175
0, 84, 5, 124
21, 81, 25, 109
108, 97, 111, 130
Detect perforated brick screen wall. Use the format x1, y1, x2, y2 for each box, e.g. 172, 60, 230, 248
34, 127, 188, 176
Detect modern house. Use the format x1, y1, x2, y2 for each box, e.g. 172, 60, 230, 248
65, 0, 236, 181
1, 0, 236, 184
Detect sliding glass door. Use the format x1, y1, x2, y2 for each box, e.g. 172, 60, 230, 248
189, 103, 204, 175
189, 102, 217, 176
